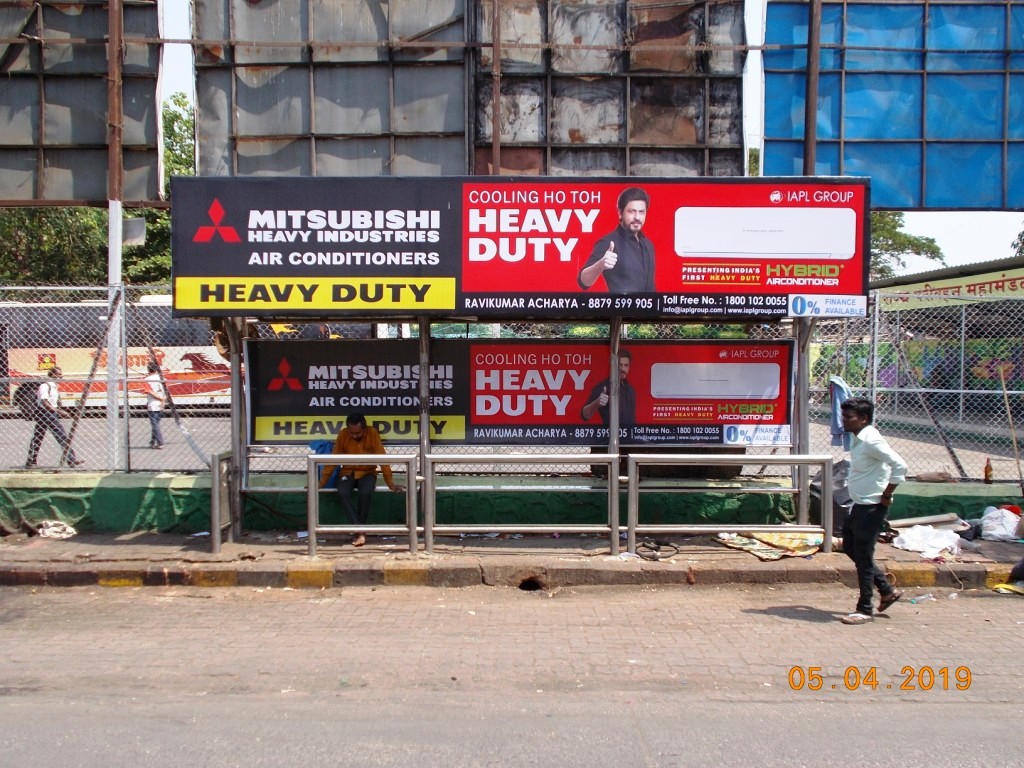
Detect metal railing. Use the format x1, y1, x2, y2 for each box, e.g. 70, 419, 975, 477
422, 453, 621, 555
625, 453, 835, 554
305, 453, 418, 557
295, 450, 831, 557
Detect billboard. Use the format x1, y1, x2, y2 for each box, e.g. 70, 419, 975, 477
172, 176, 870, 321
245, 338, 795, 448
0, 1, 163, 204
7, 345, 230, 409
763, 0, 1024, 210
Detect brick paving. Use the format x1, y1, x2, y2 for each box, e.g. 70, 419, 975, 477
0, 583, 1020, 704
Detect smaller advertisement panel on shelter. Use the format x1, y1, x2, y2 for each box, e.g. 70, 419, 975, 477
245, 339, 794, 448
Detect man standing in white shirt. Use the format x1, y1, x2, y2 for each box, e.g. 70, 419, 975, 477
839, 397, 908, 624
145, 361, 167, 449
25, 366, 83, 469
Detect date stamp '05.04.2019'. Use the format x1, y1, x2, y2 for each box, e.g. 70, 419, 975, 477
788, 666, 972, 692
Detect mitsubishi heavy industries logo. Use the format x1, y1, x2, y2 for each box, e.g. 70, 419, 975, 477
193, 199, 241, 243
268, 359, 303, 391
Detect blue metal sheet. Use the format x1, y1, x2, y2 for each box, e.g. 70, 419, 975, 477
763, 0, 1024, 210
844, 73, 921, 140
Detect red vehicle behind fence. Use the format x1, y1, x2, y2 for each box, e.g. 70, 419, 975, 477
1, 297, 231, 413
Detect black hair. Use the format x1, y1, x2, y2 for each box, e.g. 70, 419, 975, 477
617, 187, 649, 212
147, 361, 160, 374
346, 412, 367, 427
840, 396, 874, 424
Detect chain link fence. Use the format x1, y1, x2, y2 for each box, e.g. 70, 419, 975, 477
1, 285, 227, 472
810, 292, 1024, 484
4, 286, 1021, 483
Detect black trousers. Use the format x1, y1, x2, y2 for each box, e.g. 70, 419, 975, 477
336, 473, 377, 526
27, 409, 78, 464
842, 503, 895, 615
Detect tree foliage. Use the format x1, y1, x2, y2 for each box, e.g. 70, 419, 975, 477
0, 92, 195, 286
747, 148, 760, 177
162, 92, 196, 182
1013, 222, 1024, 259
0, 208, 109, 285
869, 211, 944, 280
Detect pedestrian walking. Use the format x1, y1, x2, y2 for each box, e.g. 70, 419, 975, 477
145, 361, 166, 449
839, 397, 907, 624
25, 366, 83, 469
318, 413, 404, 547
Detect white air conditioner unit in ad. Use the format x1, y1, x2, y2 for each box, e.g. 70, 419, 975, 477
674, 206, 856, 260
650, 363, 781, 400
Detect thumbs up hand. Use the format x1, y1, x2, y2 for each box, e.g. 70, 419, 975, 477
601, 241, 618, 271
598, 386, 610, 407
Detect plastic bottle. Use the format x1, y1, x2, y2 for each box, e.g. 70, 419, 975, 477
909, 593, 934, 604
984, 458, 994, 484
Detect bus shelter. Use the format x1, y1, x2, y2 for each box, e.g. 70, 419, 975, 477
171, 176, 869, 552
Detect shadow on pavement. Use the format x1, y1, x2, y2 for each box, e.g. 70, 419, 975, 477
741, 605, 843, 624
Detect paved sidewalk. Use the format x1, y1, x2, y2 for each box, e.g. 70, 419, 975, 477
1, 528, 1020, 590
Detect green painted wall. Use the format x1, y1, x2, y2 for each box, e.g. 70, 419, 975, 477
2, 473, 1020, 536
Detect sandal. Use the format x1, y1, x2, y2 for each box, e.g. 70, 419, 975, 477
878, 590, 902, 613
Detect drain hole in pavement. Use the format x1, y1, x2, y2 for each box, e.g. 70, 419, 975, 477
519, 576, 545, 591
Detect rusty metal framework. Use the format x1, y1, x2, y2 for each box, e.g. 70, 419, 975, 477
0, 0, 163, 205
191, 0, 747, 177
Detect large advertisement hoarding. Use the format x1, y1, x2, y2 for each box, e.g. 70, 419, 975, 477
764, 1, 1024, 210
173, 177, 870, 321
246, 339, 795, 448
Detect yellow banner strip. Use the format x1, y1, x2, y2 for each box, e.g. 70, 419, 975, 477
175, 277, 456, 311
254, 415, 466, 442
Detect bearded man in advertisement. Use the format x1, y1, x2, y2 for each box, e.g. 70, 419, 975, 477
577, 187, 655, 294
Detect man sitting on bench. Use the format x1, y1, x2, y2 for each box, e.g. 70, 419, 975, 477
319, 412, 404, 547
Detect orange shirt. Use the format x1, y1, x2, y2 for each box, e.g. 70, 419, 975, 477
318, 425, 394, 488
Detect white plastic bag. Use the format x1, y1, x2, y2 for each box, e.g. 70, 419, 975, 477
980, 506, 1020, 542
37, 520, 77, 539
892, 525, 962, 559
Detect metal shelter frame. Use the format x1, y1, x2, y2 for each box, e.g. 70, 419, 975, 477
201, 3, 836, 555
214, 313, 833, 556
